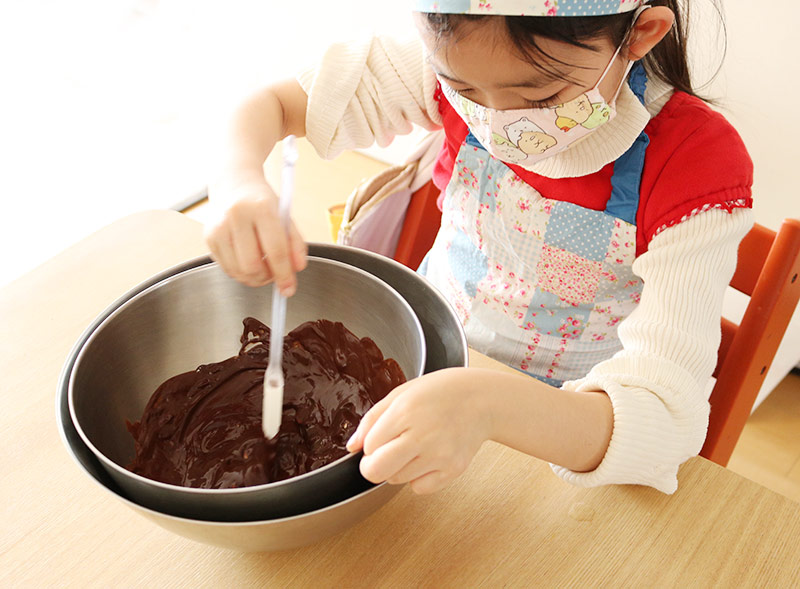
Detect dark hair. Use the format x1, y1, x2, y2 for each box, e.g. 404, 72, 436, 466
424, 0, 725, 101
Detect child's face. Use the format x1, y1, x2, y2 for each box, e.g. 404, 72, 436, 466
417, 15, 629, 112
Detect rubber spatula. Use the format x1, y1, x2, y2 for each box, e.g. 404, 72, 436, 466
262, 135, 298, 439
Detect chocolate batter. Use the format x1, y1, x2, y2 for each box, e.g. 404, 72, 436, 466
126, 317, 406, 489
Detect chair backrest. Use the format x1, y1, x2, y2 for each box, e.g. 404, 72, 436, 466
394, 180, 442, 270
701, 218, 800, 466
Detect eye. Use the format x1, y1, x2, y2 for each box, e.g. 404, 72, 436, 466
524, 94, 560, 108
453, 87, 476, 96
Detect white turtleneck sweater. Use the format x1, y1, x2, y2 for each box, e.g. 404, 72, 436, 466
297, 35, 753, 494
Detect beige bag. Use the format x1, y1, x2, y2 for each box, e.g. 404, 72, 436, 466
335, 130, 444, 258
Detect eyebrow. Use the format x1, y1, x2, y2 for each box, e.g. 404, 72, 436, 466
434, 69, 569, 90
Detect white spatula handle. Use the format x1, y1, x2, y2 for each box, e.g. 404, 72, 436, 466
262, 136, 297, 438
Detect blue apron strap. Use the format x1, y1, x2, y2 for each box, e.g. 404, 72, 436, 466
628, 61, 648, 106
604, 61, 649, 226
465, 130, 485, 150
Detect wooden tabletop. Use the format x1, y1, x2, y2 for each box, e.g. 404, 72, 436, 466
2, 209, 800, 588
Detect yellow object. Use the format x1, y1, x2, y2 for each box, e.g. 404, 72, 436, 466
555, 116, 578, 130
327, 203, 346, 243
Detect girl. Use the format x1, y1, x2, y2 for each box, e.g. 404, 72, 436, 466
205, 0, 753, 495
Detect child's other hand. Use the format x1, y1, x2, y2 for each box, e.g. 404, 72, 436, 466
346, 368, 490, 495
205, 178, 307, 294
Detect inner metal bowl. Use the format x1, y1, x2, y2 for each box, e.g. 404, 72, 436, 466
68, 256, 425, 522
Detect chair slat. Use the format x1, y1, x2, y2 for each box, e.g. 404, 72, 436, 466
702, 218, 800, 465
714, 317, 738, 379
729, 224, 776, 295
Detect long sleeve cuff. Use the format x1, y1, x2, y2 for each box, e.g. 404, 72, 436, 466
552, 356, 709, 494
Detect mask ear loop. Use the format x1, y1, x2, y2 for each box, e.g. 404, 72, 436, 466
596, 4, 652, 102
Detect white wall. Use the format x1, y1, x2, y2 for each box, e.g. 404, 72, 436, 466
0, 1, 414, 288
692, 1, 800, 402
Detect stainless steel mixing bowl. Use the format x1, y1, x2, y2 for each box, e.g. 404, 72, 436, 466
68, 256, 425, 522
58, 245, 468, 551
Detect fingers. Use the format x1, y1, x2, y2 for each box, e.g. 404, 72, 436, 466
359, 435, 419, 483
205, 181, 308, 292
361, 443, 451, 494
288, 220, 308, 273
384, 456, 431, 486
361, 443, 459, 493
346, 385, 408, 453
345, 374, 475, 495
254, 210, 295, 295
205, 224, 238, 277
232, 221, 271, 287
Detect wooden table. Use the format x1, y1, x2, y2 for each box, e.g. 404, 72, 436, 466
2, 210, 800, 588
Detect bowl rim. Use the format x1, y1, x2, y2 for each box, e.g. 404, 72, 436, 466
67, 255, 426, 496
307, 243, 468, 363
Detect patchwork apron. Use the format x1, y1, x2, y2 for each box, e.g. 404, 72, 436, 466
420, 66, 650, 387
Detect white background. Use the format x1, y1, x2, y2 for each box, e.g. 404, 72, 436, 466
0, 1, 415, 287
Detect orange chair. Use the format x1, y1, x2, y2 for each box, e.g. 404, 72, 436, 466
391, 185, 800, 467
701, 218, 800, 466
393, 180, 442, 270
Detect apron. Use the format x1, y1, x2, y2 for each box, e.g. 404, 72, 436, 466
420, 64, 650, 387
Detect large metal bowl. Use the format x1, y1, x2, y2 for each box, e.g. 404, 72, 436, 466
58, 244, 468, 551
68, 256, 426, 522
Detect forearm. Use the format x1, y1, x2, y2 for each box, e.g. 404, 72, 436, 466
213, 79, 308, 191
463, 368, 613, 472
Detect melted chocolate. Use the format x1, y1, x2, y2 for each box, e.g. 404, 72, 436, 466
126, 318, 406, 488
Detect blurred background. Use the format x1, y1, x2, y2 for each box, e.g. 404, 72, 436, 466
0, 0, 417, 287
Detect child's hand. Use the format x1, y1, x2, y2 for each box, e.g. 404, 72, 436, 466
346, 368, 491, 495
205, 178, 307, 294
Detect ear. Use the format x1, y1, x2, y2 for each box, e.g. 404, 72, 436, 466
626, 6, 675, 61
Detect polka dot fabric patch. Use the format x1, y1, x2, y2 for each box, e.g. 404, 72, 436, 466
557, 0, 634, 17
414, 0, 644, 17
545, 204, 614, 262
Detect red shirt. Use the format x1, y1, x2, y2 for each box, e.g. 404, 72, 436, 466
432, 87, 753, 256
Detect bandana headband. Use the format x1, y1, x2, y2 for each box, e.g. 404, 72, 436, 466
414, 0, 648, 17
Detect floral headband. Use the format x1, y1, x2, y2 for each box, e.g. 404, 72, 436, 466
413, 0, 648, 17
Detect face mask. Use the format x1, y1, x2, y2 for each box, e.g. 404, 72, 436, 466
438, 40, 634, 170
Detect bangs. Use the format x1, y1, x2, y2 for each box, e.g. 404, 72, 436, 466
424, 12, 633, 84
